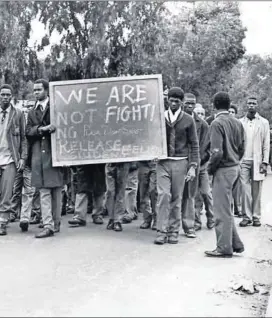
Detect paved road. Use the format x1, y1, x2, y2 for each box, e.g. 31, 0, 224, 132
1, 176, 272, 317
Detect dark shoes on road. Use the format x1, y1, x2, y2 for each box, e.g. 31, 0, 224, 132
207, 219, 215, 230
205, 246, 245, 258
93, 216, 104, 225
239, 219, 261, 227
205, 249, 233, 258
239, 219, 252, 227
106, 219, 123, 232
0, 224, 7, 236
140, 221, 151, 229
253, 219, 261, 227
20, 221, 29, 232
30, 215, 40, 225
35, 228, 54, 238
154, 233, 179, 245
68, 218, 86, 227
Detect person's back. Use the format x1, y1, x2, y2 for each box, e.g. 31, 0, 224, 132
211, 114, 245, 168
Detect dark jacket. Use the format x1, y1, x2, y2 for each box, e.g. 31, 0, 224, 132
5, 105, 28, 166
26, 101, 65, 188
207, 112, 245, 175
194, 113, 210, 166
165, 110, 199, 168
76, 164, 106, 195
206, 114, 215, 126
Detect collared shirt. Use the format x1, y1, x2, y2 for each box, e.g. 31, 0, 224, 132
243, 116, 256, 160
166, 107, 181, 123
165, 108, 188, 161
0, 105, 14, 165
215, 110, 229, 118
35, 97, 49, 112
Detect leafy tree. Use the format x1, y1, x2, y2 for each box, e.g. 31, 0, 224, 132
0, 1, 40, 98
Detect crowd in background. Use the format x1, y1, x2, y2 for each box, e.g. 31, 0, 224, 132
0, 79, 270, 258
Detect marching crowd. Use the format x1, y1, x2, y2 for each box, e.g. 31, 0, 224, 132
0, 79, 270, 258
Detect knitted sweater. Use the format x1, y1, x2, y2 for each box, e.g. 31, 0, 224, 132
165, 110, 199, 168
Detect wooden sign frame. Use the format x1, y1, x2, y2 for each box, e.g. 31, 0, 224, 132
49, 74, 167, 166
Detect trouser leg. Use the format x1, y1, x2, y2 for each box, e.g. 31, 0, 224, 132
92, 192, 105, 219
51, 187, 62, 227
169, 160, 188, 234
241, 160, 253, 221
113, 163, 130, 222
0, 163, 17, 225
213, 166, 244, 254
105, 164, 116, 221
39, 188, 54, 231
156, 161, 171, 234
10, 170, 23, 218
74, 192, 88, 221
138, 165, 152, 223
252, 180, 262, 221
125, 168, 138, 219
20, 167, 36, 223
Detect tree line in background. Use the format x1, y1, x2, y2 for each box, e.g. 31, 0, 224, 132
1, 1, 271, 121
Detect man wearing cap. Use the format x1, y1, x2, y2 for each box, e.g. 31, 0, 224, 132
205, 92, 245, 258
155, 87, 199, 245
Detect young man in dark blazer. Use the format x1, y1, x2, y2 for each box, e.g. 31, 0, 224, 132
155, 87, 199, 245
0, 84, 27, 235
26, 79, 65, 238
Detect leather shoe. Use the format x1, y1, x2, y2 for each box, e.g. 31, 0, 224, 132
35, 228, 54, 238
207, 219, 215, 230
140, 221, 151, 229
239, 219, 252, 227
253, 219, 261, 227
38, 221, 44, 229
9, 213, 17, 223
154, 234, 167, 245
0, 224, 7, 236
93, 216, 104, 225
19, 221, 29, 232
233, 247, 245, 253
107, 219, 114, 230
54, 222, 61, 233
113, 222, 123, 232
132, 214, 138, 221
168, 233, 179, 244
121, 215, 132, 224
194, 224, 202, 231
205, 249, 232, 258
30, 215, 40, 225
185, 229, 196, 238
68, 218, 86, 227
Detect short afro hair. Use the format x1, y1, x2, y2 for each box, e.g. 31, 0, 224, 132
168, 87, 184, 101
213, 92, 230, 110
0, 84, 13, 94
34, 79, 49, 91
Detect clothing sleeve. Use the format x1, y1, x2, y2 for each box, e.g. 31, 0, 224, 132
25, 111, 49, 141
19, 112, 28, 161
238, 123, 245, 161
199, 121, 210, 166
188, 118, 200, 168
262, 119, 270, 164
207, 121, 223, 175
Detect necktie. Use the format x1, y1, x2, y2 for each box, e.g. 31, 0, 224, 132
1, 110, 7, 124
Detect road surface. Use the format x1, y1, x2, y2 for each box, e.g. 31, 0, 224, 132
1, 176, 272, 317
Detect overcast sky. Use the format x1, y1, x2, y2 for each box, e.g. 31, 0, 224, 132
29, 1, 272, 59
